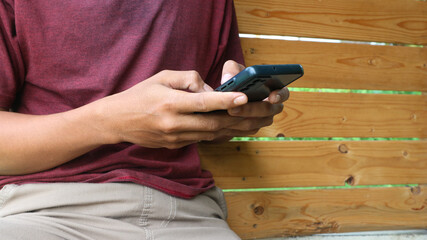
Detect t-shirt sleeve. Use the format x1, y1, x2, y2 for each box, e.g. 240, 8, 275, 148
0, 0, 25, 109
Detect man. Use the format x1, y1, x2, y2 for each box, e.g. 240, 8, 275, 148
0, 1, 288, 239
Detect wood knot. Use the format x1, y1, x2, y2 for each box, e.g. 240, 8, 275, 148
411, 186, 421, 195
368, 58, 376, 65
250, 48, 255, 54
345, 175, 355, 186
254, 206, 264, 215
338, 144, 349, 154
402, 151, 409, 158
236, 146, 241, 152
276, 133, 285, 138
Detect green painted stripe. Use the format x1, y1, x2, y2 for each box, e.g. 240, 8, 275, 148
231, 137, 420, 141
289, 87, 422, 95
222, 184, 419, 193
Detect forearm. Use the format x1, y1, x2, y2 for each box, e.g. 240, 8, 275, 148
0, 102, 115, 175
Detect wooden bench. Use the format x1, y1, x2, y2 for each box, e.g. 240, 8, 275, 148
198, 0, 427, 239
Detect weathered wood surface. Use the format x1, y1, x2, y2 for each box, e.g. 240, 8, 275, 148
252, 91, 427, 138
241, 38, 427, 92
199, 141, 427, 189
210, 1, 427, 239
235, 0, 427, 45
225, 186, 427, 239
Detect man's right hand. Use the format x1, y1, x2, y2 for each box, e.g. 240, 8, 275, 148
93, 70, 253, 149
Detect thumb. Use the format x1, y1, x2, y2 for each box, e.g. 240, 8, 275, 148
221, 73, 234, 85
221, 60, 245, 85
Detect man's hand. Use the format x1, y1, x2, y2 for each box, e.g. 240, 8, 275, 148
208, 60, 289, 141
96, 61, 289, 149
95, 70, 257, 149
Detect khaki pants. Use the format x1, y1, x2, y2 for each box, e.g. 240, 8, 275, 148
0, 183, 240, 240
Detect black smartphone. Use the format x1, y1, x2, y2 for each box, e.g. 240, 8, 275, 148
215, 64, 304, 102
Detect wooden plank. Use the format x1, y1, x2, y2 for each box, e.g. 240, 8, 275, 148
235, 0, 427, 45
241, 38, 427, 92
225, 186, 427, 239
254, 91, 427, 138
199, 141, 427, 189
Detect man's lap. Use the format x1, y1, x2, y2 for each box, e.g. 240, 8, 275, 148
0, 183, 240, 240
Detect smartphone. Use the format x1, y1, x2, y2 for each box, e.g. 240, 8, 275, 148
215, 64, 304, 102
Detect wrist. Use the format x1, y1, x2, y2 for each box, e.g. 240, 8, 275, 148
67, 98, 122, 146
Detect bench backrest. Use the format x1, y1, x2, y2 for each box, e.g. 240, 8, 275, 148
198, 0, 427, 239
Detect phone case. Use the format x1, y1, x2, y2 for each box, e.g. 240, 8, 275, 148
216, 64, 304, 102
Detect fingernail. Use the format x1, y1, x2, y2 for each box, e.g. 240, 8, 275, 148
234, 95, 247, 105
221, 74, 233, 84
275, 94, 281, 103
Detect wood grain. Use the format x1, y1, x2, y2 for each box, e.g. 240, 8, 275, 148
225, 186, 427, 239
241, 38, 427, 92
235, 0, 427, 45
199, 141, 427, 189
253, 91, 427, 138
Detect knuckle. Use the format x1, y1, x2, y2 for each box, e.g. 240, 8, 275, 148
159, 69, 171, 77
165, 143, 179, 149
204, 133, 217, 141
195, 94, 209, 112
159, 117, 178, 134
207, 121, 221, 131
164, 134, 179, 143
158, 96, 180, 112
187, 70, 201, 82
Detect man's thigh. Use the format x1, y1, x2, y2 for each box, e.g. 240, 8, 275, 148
0, 212, 147, 240
0, 217, 63, 240
0, 183, 240, 240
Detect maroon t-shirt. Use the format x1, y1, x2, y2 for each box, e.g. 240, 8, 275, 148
0, 0, 244, 198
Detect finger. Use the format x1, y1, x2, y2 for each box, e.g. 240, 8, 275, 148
228, 101, 284, 117
157, 112, 244, 133
159, 70, 213, 93
268, 87, 290, 104
163, 131, 224, 143
227, 116, 275, 131
221, 60, 245, 85
211, 128, 260, 138
164, 140, 200, 149
163, 128, 260, 145
175, 91, 248, 113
